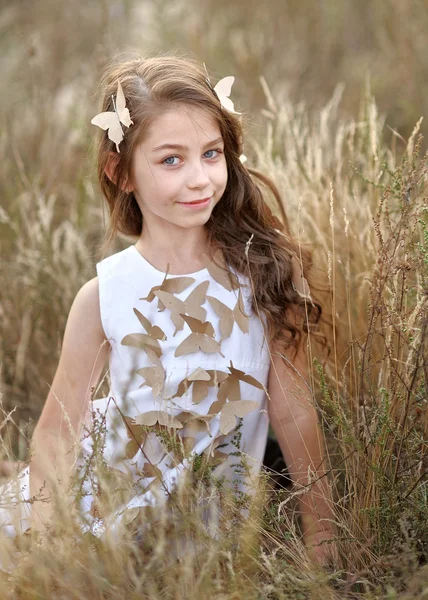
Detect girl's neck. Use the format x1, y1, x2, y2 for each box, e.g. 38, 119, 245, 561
135, 227, 216, 276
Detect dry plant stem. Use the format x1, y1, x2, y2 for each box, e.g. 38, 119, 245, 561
328, 184, 340, 404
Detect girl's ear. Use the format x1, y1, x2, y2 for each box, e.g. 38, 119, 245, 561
104, 152, 133, 192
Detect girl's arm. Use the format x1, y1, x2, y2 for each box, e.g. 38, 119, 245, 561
267, 310, 336, 565
29, 277, 109, 531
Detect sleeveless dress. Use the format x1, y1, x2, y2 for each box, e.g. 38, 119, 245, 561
0, 245, 271, 539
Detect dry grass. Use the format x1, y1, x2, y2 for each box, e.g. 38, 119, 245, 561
0, 0, 427, 597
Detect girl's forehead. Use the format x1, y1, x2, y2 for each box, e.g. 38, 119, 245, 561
142, 105, 222, 149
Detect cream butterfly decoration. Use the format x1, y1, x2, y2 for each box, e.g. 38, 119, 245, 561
91, 81, 133, 153
214, 75, 247, 164
204, 64, 245, 161
213, 77, 246, 161
214, 76, 241, 115
203, 63, 240, 115
215, 78, 247, 162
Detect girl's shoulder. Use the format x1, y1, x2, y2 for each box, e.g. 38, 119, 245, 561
68, 277, 103, 337
75, 276, 100, 304
62, 276, 108, 350
56, 277, 108, 387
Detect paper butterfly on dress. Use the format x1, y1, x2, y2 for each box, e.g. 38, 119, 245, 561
136, 347, 165, 398
153, 281, 210, 336
201, 250, 240, 292
173, 368, 228, 404
121, 308, 167, 357
140, 267, 195, 312
174, 314, 224, 358
91, 81, 133, 153
207, 290, 249, 341
218, 400, 259, 435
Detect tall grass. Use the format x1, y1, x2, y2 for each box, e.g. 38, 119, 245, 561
1, 0, 427, 597
146, 0, 428, 144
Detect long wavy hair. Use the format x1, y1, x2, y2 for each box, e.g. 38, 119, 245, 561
92, 54, 329, 361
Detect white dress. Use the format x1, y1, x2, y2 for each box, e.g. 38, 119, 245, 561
0, 245, 271, 537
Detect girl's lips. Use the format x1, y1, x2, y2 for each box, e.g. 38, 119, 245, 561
178, 197, 211, 208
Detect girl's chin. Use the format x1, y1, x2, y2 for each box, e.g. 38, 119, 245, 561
178, 214, 213, 227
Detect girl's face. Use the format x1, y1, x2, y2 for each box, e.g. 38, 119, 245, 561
129, 105, 228, 235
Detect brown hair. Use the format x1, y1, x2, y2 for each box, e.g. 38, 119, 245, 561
93, 53, 329, 360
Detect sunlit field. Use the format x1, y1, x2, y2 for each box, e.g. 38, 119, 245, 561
1, 1, 427, 597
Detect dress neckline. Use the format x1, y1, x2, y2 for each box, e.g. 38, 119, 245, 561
130, 245, 209, 277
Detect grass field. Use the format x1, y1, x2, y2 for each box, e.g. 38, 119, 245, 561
0, 1, 427, 597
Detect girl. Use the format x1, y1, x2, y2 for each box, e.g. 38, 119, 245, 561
1, 55, 336, 566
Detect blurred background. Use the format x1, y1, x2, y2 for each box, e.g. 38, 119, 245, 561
1, 0, 427, 452
1, 1, 428, 591
3, 0, 428, 137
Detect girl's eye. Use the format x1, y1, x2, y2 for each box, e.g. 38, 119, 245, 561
162, 149, 223, 166
204, 149, 221, 159
163, 156, 180, 166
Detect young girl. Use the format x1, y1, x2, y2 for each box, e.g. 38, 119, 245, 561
1, 55, 335, 565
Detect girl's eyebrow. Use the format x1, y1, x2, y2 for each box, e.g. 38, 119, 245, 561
151, 137, 224, 153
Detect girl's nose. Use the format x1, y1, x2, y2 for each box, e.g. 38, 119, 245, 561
187, 161, 210, 190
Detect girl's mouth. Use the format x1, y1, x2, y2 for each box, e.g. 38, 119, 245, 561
178, 197, 211, 209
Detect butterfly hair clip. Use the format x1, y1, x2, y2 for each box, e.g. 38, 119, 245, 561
203, 63, 247, 163
203, 63, 241, 115
91, 81, 133, 153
